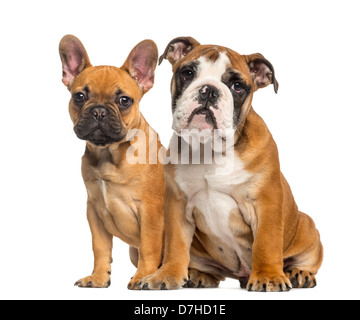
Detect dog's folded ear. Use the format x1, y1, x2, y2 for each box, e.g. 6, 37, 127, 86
245, 53, 279, 93
159, 37, 200, 66
59, 35, 92, 88
122, 40, 158, 94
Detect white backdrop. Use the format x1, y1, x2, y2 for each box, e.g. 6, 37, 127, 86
1, 0, 359, 300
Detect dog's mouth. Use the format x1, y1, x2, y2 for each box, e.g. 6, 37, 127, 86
74, 120, 125, 146
187, 106, 218, 131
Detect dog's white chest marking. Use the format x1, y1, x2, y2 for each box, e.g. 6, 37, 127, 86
97, 179, 109, 213
175, 155, 252, 257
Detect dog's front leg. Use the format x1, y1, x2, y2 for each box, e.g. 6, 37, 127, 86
74, 202, 113, 288
127, 200, 164, 290
246, 192, 292, 292
139, 189, 194, 290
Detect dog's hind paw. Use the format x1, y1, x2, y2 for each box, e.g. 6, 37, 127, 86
183, 269, 220, 288
285, 268, 317, 288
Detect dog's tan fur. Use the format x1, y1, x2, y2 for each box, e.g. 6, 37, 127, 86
59, 35, 165, 289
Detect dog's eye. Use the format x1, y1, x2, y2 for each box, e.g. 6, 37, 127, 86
231, 82, 245, 94
181, 69, 195, 81
73, 92, 86, 105
118, 96, 133, 109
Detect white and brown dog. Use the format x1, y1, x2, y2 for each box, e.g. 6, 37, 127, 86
139, 37, 323, 292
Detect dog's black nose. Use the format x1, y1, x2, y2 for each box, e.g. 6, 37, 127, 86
91, 106, 109, 122
198, 85, 219, 102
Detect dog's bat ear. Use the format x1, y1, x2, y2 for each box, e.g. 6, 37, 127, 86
159, 37, 200, 66
122, 40, 158, 94
245, 53, 279, 93
59, 35, 92, 88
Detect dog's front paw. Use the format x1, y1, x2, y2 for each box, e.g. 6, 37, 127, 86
74, 272, 111, 288
246, 272, 292, 292
127, 275, 143, 290
140, 268, 188, 290
127, 269, 156, 290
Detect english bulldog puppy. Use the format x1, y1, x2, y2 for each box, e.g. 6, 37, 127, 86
140, 37, 323, 292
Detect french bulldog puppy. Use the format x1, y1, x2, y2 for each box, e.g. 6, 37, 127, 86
59, 35, 165, 289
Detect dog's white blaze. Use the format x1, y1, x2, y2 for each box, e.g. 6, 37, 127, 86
197, 53, 229, 80
175, 155, 252, 268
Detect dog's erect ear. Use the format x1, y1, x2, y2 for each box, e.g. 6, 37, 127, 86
122, 40, 158, 94
245, 53, 279, 93
159, 37, 200, 66
59, 35, 92, 88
